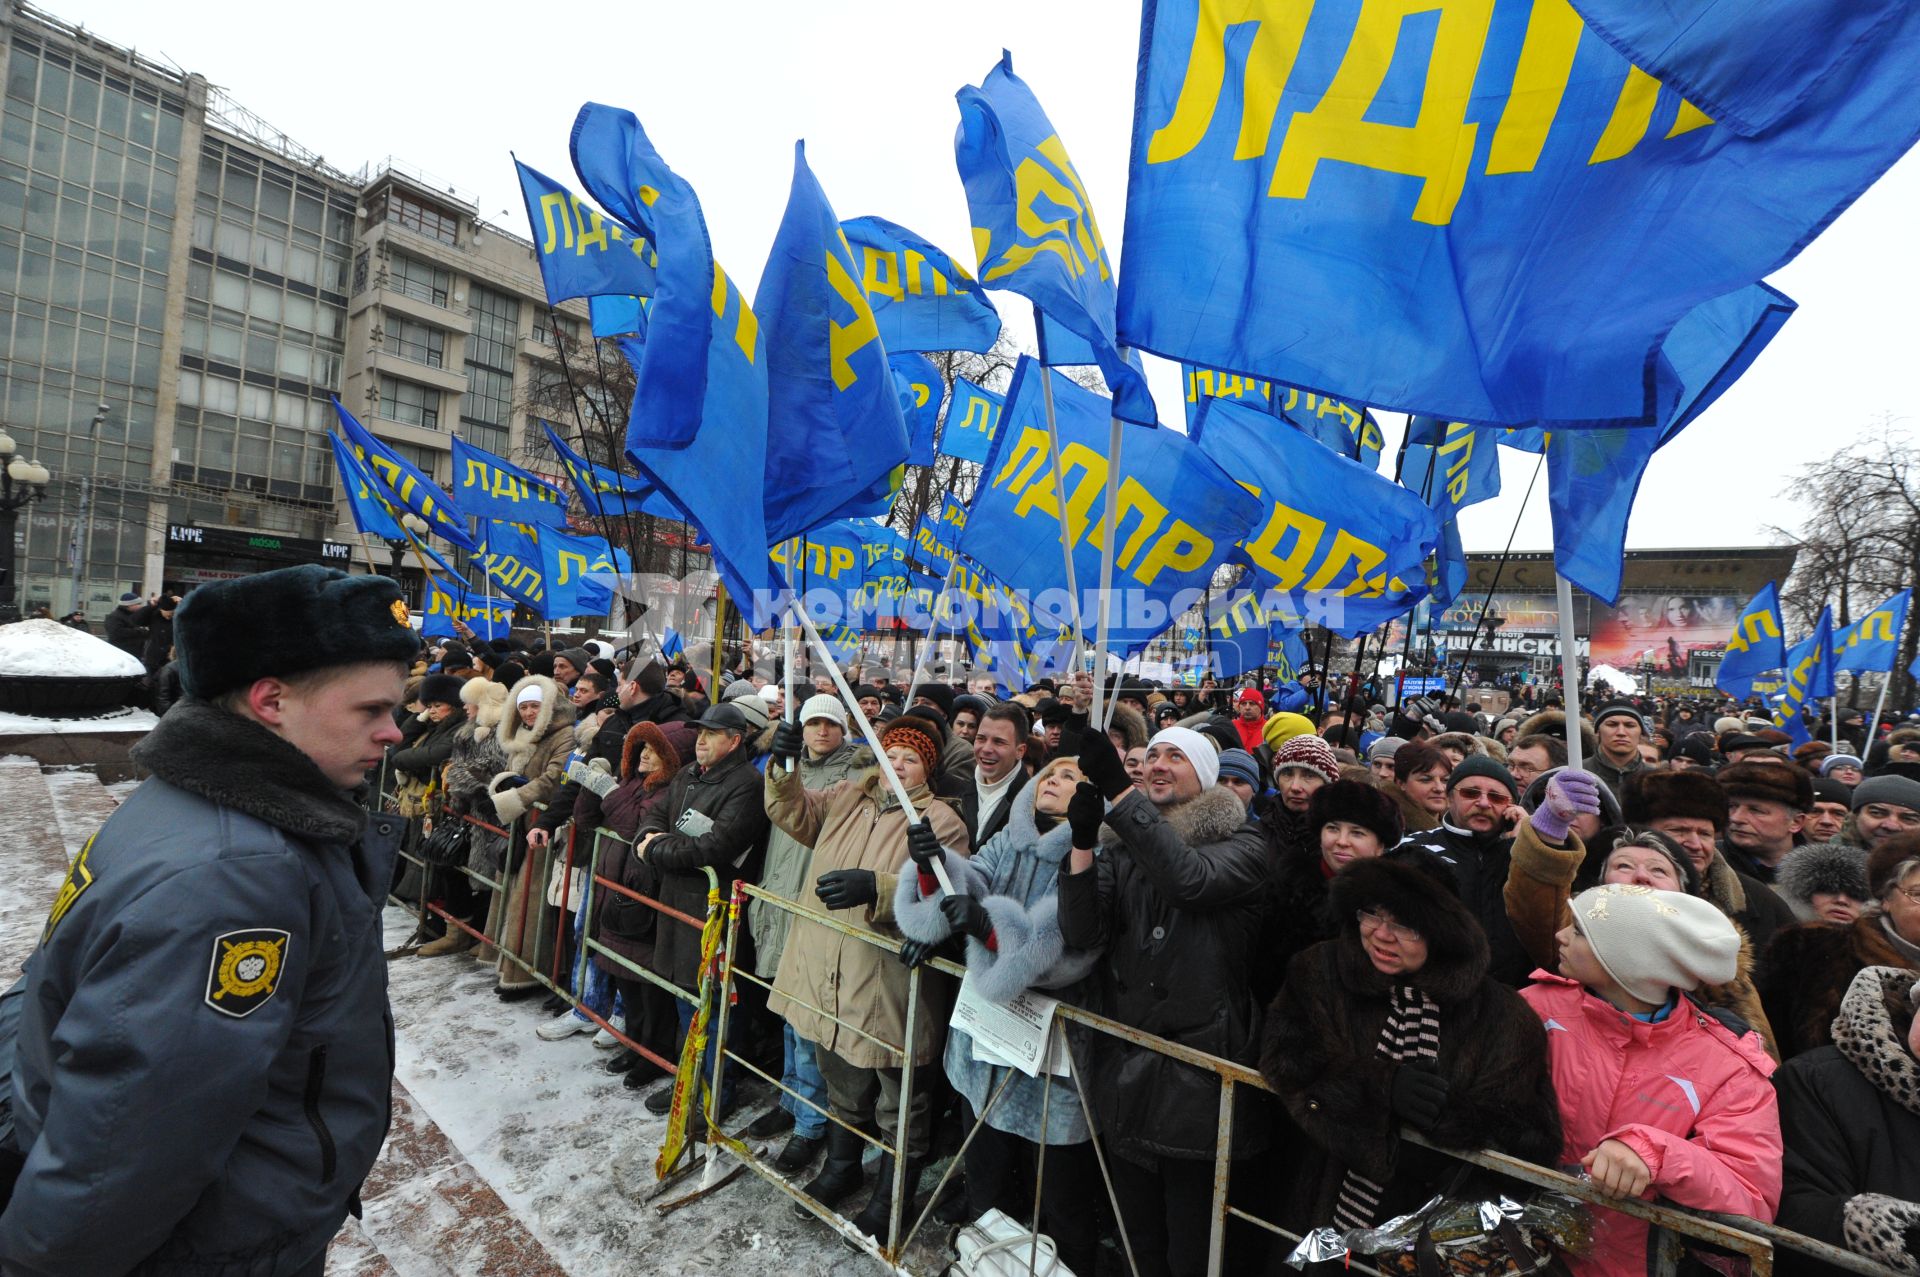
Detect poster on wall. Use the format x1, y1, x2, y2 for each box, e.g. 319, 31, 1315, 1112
1588, 595, 1742, 673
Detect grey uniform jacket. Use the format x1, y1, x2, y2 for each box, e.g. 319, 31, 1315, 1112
0, 699, 401, 1277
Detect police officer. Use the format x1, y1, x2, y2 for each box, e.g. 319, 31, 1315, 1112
0, 565, 418, 1276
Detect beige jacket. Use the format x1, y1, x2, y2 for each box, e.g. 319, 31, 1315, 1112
764, 768, 969, 1068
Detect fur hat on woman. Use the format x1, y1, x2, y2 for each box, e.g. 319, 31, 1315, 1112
459, 676, 509, 736
622, 719, 696, 786
1329, 852, 1489, 997
1308, 778, 1402, 850
1775, 842, 1872, 920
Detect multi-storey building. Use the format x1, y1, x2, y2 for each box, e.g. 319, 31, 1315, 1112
0, 0, 627, 618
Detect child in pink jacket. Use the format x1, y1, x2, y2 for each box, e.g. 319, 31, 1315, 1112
1521, 883, 1781, 1277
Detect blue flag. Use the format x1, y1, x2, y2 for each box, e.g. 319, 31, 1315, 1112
1181, 364, 1275, 429
960, 358, 1261, 654
770, 521, 868, 598
1834, 590, 1912, 675
1192, 396, 1439, 637
1549, 283, 1795, 603
1400, 419, 1503, 523
935, 493, 969, 546
1118, 1, 1915, 428
589, 294, 649, 340
423, 582, 515, 642
1205, 587, 1308, 679
757, 142, 909, 543
539, 526, 629, 620
1183, 365, 1383, 467
1773, 606, 1837, 744
514, 157, 657, 307
328, 433, 406, 541
841, 216, 1000, 355
909, 516, 956, 574
851, 520, 911, 623
1429, 519, 1469, 611
1716, 583, 1788, 698
571, 103, 759, 455
1498, 427, 1549, 454
572, 105, 775, 624
940, 557, 1055, 695
956, 52, 1156, 426
331, 399, 477, 551
451, 436, 570, 529
938, 377, 1005, 466
539, 421, 669, 520
476, 520, 546, 614
1270, 629, 1310, 682
891, 353, 943, 469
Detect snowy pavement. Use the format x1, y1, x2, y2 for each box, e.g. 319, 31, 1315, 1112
0, 762, 956, 1275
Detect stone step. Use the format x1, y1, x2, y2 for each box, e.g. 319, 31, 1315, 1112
42, 766, 123, 862
0, 756, 75, 982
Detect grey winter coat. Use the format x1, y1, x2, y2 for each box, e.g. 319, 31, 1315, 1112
444, 717, 509, 880
894, 782, 1101, 1144
1056, 785, 1275, 1164
749, 740, 874, 978
0, 699, 401, 1277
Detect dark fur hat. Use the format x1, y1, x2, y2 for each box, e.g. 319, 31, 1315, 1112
416, 673, 464, 708
1717, 758, 1813, 812
1308, 778, 1403, 849
1329, 852, 1490, 999
1776, 842, 1870, 913
1622, 768, 1731, 832
174, 565, 419, 699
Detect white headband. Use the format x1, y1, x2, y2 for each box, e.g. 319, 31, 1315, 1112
1147, 725, 1220, 790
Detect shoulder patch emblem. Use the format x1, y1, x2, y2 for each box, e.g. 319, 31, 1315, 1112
41, 835, 96, 944
206, 929, 290, 1018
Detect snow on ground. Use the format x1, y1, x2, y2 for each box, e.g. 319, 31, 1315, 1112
0, 706, 157, 735
381, 907, 958, 1275
42, 767, 122, 858
0, 619, 145, 678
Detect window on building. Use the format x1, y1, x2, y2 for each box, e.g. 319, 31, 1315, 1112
378, 375, 439, 430
388, 253, 450, 307
531, 310, 580, 348
383, 314, 445, 369
381, 190, 461, 246
462, 285, 519, 453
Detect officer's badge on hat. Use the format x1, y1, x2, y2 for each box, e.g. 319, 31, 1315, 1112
205, 928, 290, 1019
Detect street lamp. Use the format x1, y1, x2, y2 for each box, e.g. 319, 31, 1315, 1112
0, 431, 52, 623
381, 512, 431, 577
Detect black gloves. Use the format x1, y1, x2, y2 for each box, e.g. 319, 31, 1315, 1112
1067, 782, 1105, 849
1077, 728, 1131, 801
906, 822, 943, 872
770, 720, 804, 765
898, 937, 940, 969
1389, 1064, 1449, 1131
940, 894, 994, 942
814, 868, 877, 910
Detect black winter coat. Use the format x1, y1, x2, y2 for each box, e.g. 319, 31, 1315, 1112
1775, 965, 1920, 1277
388, 714, 462, 784
1392, 822, 1533, 986
1250, 843, 1338, 1008
1057, 785, 1275, 1164
1261, 857, 1563, 1236
102, 604, 146, 659
635, 743, 770, 990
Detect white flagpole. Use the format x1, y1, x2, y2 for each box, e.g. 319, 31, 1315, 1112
783, 537, 799, 773
1557, 572, 1584, 770
1089, 411, 1124, 730
1867, 676, 1893, 749
1038, 361, 1087, 676
795, 605, 955, 895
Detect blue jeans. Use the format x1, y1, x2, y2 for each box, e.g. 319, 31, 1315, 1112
674, 997, 733, 1110
781, 1024, 830, 1138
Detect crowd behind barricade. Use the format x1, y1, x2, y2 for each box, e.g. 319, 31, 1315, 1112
381, 630, 1920, 1277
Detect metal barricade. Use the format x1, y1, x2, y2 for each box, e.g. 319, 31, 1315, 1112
687, 882, 1895, 1277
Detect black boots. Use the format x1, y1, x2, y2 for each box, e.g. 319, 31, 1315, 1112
793, 1124, 866, 1218
849, 1153, 928, 1242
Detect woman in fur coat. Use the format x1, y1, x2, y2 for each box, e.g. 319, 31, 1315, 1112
415, 676, 510, 958
1775, 965, 1920, 1277
487, 675, 576, 998
1262, 852, 1562, 1259
894, 756, 1102, 1275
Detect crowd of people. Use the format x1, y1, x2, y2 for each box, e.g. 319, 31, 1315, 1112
385, 635, 1920, 1277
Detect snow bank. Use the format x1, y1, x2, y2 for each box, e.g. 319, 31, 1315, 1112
0, 707, 157, 735
0, 620, 145, 678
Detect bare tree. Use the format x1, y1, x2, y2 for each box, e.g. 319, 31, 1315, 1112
1773, 423, 1920, 704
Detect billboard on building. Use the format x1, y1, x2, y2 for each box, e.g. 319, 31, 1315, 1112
1588, 594, 1744, 673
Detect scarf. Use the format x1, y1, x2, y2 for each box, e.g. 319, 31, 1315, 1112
1333, 985, 1441, 1231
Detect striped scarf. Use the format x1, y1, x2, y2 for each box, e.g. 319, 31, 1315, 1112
1333, 984, 1441, 1232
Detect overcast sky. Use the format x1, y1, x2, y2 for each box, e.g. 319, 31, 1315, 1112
70, 0, 1920, 559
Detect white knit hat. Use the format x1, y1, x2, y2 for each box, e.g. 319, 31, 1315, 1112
798, 693, 848, 729
1147, 725, 1219, 790
515, 684, 545, 706
1571, 884, 1740, 1004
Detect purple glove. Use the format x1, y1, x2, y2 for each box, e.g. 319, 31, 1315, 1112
1532, 768, 1603, 843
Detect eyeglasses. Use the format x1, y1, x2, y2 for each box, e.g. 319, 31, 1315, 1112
1894, 886, 1920, 905
1356, 908, 1421, 941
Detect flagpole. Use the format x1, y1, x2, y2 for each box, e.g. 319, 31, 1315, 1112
794, 605, 955, 895
1035, 343, 1087, 675
1867, 676, 1893, 747
1557, 571, 1584, 771
782, 538, 799, 774
1090, 409, 1123, 731
1831, 693, 1840, 750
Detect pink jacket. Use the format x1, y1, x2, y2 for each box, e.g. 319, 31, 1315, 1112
1519, 972, 1781, 1277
